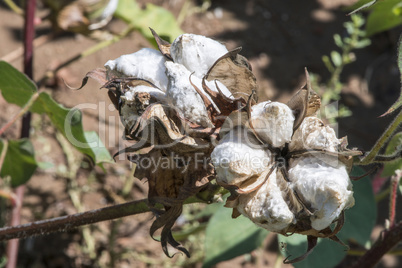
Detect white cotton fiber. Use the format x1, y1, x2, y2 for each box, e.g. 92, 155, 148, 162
288, 155, 354, 230
104, 48, 168, 91
237, 169, 295, 232
170, 34, 228, 78
250, 101, 295, 148
211, 127, 271, 186
289, 116, 340, 153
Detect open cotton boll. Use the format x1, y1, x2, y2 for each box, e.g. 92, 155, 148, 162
211, 127, 271, 186
122, 85, 166, 103
250, 101, 295, 148
236, 169, 295, 232
288, 155, 354, 231
165, 61, 216, 127
289, 116, 340, 152
104, 48, 168, 91
170, 34, 228, 78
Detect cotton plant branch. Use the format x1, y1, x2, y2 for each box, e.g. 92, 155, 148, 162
350, 221, 402, 268
0, 197, 205, 241
357, 109, 402, 165
6, 1, 36, 267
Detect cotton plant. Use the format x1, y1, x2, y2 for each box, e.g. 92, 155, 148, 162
80, 28, 361, 262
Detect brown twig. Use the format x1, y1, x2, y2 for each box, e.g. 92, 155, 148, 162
349, 221, 402, 268
389, 170, 401, 228
0, 199, 153, 241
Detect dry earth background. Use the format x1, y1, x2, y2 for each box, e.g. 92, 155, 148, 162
0, 0, 401, 267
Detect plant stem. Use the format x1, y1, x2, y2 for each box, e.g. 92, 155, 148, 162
0, 199, 150, 241
0, 197, 205, 242
6, 1, 35, 267
389, 170, 401, 228
350, 221, 402, 268
358, 109, 402, 165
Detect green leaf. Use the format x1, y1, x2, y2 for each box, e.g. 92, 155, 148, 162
366, 0, 402, 36
381, 132, 402, 177
354, 38, 371, 49
333, 34, 343, 47
203, 203, 269, 268
278, 234, 347, 268
0, 61, 112, 166
338, 166, 377, 246
347, 0, 377, 15
331, 51, 342, 67
114, 0, 182, 44
0, 61, 37, 107
32, 92, 113, 166
0, 139, 38, 187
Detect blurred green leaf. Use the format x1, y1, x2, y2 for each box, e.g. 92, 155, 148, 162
354, 38, 371, 49
381, 132, 402, 177
322, 55, 334, 72
115, 0, 182, 44
334, 34, 343, 47
366, 0, 402, 36
0, 61, 37, 107
203, 202, 269, 268
278, 234, 346, 268
338, 166, 376, 246
331, 51, 342, 67
0, 61, 112, 166
0, 139, 38, 187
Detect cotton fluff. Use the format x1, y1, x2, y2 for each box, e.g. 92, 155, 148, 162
289, 116, 340, 152
236, 169, 296, 232
170, 34, 228, 78
288, 155, 354, 230
122, 85, 166, 103
104, 48, 169, 90
165, 61, 218, 127
250, 101, 295, 148
211, 127, 271, 186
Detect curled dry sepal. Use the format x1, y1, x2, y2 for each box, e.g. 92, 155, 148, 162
78, 28, 362, 262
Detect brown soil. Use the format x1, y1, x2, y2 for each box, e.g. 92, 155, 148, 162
0, 0, 401, 267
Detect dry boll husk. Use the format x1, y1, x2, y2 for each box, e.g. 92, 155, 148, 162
80, 29, 362, 263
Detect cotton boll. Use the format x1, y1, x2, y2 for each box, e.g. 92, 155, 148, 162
211, 127, 272, 186
250, 101, 295, 148
165, 61, 216, 127
289, 116, 340, 152
104, 48, 168, 91
288, 155, 354, 231
170, 34, 228, 78
122, 85, 166, 103
236, 169, 295, 232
